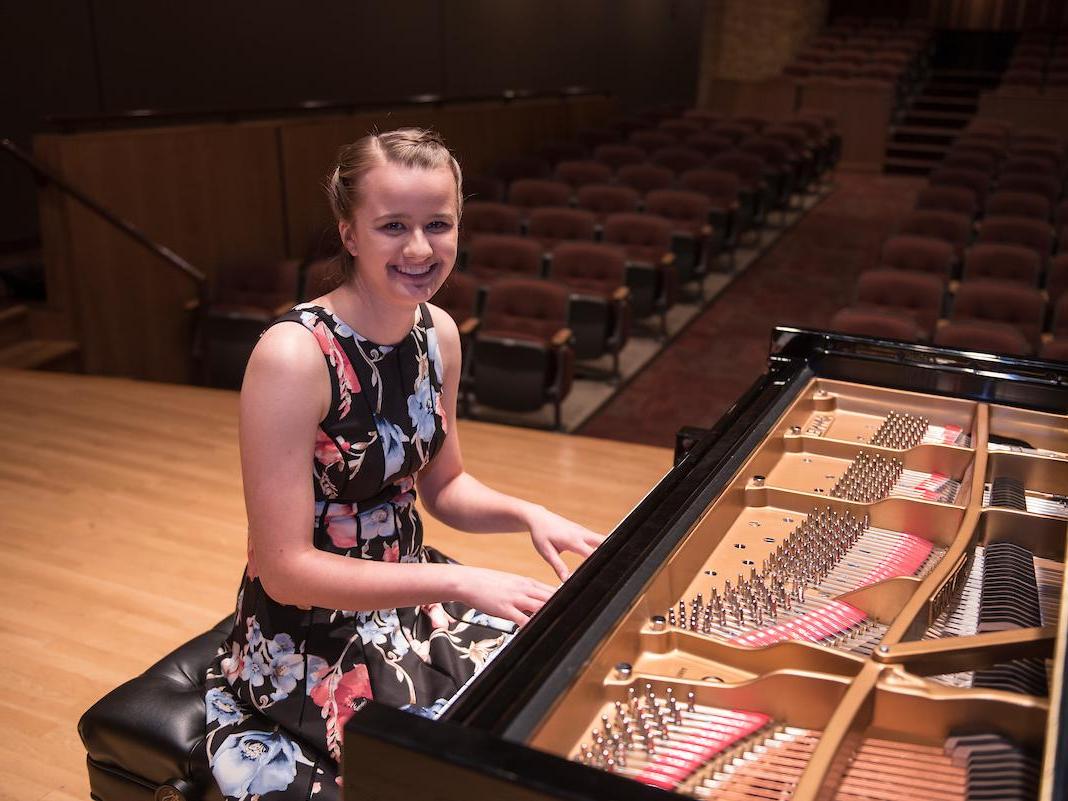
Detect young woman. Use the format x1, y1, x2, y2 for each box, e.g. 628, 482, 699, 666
202, 128, 603, 800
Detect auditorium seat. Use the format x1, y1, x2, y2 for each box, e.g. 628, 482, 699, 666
571, 184, 638, 226
984, 191, 1051, 222
739, 137, 797, 218
709, 151, 769, 227
537, 140, 588, 166
466, 278, 574, 429
950, 279, 1046, 349
644, 189, 719, 294
301, 256, 343, 301
679, 168, 744, 250
899, 210, 973, 257
460, 201, 523, 249
709, 122, 753, 145
950, 139, 1005, 163
527, 207, 597, 251
546, 242, 631, 377
496, 155, 552, 183
934, 319, 1032, 356
943, 151, 997, 176
879, 235, 955, 281
658, 118, 704, 140
554, 160, 613, 191
976, 216, 1053, 266
1010, 143, 1064, 170
602, 212, 678, 336
852, 269, 945, 336
616, 163, 674, 195
828, 306, 925, 341
463, 175, 506, 203
1002, 155, 1059, 177
1040, 337, 1068, 361
507, 179, 572, 214
592, 143, 647, 171
651, 146, 708, 175
962, 243, 1042, 286
1049, 254, 1068, 301
629, 129, 676, 153
915, 185, 978, 219
575, 126, 621, 151
997, 173, 1061, 205
685, 133, 734, 160
431, 272, 480, 335
682, 109, 723, 126
464, 234, 544, 285
929, 167, 990, 204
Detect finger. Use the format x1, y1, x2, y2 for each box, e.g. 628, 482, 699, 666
526, 583, 555, 602
505, 605, 531, 628
543, 548, 570, 581
585, 531, 606, 547
572, 541, 597, 558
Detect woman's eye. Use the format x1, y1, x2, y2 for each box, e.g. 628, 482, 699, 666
427, 221, 452, 232
382, 222, 405, 232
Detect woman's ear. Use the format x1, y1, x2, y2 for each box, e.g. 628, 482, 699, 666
338, 218, 358, 259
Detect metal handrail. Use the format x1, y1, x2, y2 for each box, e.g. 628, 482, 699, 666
1, 138, 208, 292
2, 137, 210, 378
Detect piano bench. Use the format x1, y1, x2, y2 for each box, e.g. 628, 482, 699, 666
79, 618, 231, 801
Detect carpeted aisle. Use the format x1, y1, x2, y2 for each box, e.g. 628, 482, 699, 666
577, 172, 925, 448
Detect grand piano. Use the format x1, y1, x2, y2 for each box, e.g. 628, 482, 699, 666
344, 327, 1068, 801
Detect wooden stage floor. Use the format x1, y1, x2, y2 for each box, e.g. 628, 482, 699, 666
0, 367, 672, 801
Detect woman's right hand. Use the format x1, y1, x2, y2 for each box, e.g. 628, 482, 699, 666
455, 566, 557, 627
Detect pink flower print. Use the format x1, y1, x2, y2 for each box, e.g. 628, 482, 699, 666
324, 513, 358, 549
314, 429, 344, 468
383, 542, 399, 563
309, 664, 373, 728
421, 603, 451, 630
435, 392, 448, 434
309, 321, 360, 418
221, 641, 245, 683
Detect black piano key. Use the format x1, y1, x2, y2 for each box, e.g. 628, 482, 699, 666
989, 476, 1028, 511
945, 733, 1040, 801
972, 658, 1049, 698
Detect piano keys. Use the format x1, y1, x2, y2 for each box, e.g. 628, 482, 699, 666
343, 328, 1068, 801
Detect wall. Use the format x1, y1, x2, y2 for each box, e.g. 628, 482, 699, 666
1, 1, 704, 248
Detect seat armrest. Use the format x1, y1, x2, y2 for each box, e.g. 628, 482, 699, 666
551, 327, 573, 348
612, 286, 631, 302
459, 317, 480, 337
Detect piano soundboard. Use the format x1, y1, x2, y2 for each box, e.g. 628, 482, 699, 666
344, 330, 1068, 801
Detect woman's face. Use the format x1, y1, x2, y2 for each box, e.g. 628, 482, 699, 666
339, 161, 459, 309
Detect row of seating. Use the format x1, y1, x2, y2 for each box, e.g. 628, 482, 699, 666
422, 110, 839, 426
1001, 32, 1068, 92
830, 121, 1068, 360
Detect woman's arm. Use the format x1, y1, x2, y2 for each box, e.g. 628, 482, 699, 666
240, 322, 553, 624
417, 306, 604, 580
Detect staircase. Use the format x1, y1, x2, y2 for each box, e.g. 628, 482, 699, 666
0, 249, 81, 372
885, 69, 1002, 175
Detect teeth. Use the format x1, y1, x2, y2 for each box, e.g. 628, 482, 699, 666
393, 263, 435, 276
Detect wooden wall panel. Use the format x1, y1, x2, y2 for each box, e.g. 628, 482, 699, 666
36, 98, 614, 383
701, 78, 800, 119
800, 81, 894, 172
34, 124, 287, 382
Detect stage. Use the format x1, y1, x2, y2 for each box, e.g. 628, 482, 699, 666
0, 367, 671, 801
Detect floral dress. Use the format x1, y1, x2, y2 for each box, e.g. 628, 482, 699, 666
203, 303, 515, 800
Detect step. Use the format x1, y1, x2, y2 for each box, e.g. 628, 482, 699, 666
912, 94, 980, 110
885, 141, 949, 161
0, 339, 81, 370
884, 157, 937, 175
890, 125, 961, 145
0, 304, 30, 349
902, 109, 973, 128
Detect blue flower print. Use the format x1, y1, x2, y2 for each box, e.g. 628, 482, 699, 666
267, 651, 305, 702
358, 503, 396, 541
305, 655, 329, 695
205, 687, 243, 727
240, 650, 269, 688
425, 325, 444, 386
355, 610, 410, 659
246, 617, 263, 648
374, 414, 408, 482
401, 697, 450, 720
210, 729, 312, 798
268, 633, 296, 657
462, 608, 518, 633
407, 376, 436, 443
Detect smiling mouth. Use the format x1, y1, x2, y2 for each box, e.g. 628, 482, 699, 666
391, 262, 438, 278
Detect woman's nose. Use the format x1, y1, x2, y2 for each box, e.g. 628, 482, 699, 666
404, 229, 433, 261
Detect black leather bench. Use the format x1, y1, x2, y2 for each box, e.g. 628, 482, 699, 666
79, 617, 232, 801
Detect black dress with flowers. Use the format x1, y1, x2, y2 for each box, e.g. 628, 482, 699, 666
203, 303, 515, 800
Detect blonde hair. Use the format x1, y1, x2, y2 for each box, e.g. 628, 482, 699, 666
325, 128, 463, 280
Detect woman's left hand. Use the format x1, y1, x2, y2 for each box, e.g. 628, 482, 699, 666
528, 507, 605, 581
